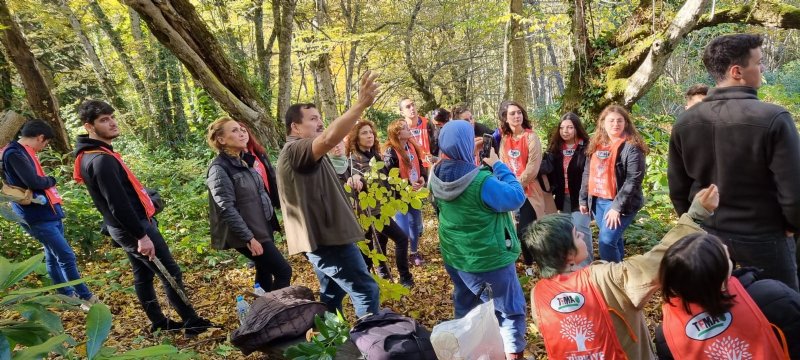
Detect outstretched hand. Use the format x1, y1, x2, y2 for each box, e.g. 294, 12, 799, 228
693, 184, 719, 213
357, 71, 380, 108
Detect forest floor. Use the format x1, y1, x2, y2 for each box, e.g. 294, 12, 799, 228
21, 206, 670, 359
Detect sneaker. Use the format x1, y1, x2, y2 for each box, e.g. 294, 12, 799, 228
410, 253, 425, 266
183, 317, 217, 337
150, 319, 183, 334
399, 276, 415, 289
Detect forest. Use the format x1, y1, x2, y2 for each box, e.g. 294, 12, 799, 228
0, 0, 799, 358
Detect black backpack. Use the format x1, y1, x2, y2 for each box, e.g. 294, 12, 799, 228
350, 309, 438, 360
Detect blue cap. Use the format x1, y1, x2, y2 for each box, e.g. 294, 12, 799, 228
236, 295, 243, 301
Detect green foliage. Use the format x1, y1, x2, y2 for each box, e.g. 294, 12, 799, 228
0, 254, 187, 359
283, 311, 351, 360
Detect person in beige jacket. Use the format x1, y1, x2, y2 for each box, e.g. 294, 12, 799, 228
524, 185, 719, 360
497, 100, 554, 273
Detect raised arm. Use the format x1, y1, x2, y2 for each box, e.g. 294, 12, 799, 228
311, 72, 379, 160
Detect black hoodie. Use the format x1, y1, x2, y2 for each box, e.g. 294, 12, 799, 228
75, 135, 148, 242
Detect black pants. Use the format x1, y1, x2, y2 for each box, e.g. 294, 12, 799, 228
707, 228, 799, 291
235, 241, 292, 291
517, 200, 537, 266
109, 219, 199, 325
362, 218, 412, 280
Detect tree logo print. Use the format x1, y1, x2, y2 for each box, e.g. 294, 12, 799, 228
560, 314, 595, 351
704, 336, 753, 360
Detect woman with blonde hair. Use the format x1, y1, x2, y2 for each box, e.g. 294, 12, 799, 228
579, 105, 649, 262
205, 117, 291, 291
383, 119, 427, 266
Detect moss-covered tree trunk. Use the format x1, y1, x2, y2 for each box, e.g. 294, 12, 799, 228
0, 51, 12, 110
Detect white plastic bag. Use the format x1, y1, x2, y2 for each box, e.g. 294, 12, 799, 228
431, 294, 505, 360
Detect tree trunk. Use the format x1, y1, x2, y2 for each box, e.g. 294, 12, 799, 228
0, 0, 69, 152
253, 0, 267, 89
89, 0, 154, 116
0, 50, 12, 109
340, 0, 362, 109
0, 110, 25, 146
526, 35, 541, 107
403, 0, 438, 113
124, 0, 279, 147
166, 53, 187, 144
57, 0, 127, 116
309, 0, 339, 119
508, 0, 529, 106
276, 0, 297, 122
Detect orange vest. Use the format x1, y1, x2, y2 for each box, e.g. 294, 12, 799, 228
73, 147, 156, 219
21, 144, 63, 211
662, 277, 788, 360
533, 268, 629, 359
408, 116, 432, 167
502, 130, 535, 197
396, 144, 421, 183
588, 138, 626, 200
249, 148, 271, 193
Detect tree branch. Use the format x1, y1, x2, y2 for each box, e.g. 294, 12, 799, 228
694, 0, 800, 30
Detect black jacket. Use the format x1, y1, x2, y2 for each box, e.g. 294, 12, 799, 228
546, 140, 587, 211
207, 152, 275, 250
655, 268, 800, 359
75, 135, 149, 242
579, 141, 646, 215
668, 86, 800, 236
1, 140, 63, 223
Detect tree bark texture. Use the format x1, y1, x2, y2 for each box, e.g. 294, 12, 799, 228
0, 50, 12, 110
276, 0, 297, 123
310, 0, 339, 119
508, 0, 529, 107
0, 0, 70, 152
0, 110, 25, 146
124, 0, 279, 147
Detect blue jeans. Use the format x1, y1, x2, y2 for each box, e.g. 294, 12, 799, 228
306, 243, 380, 318
22, 220, 92, 299
444, 263, 527, 353
593, 198, 636, 262
394, 208, 423, 253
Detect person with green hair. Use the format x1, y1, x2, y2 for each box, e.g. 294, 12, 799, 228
525, 185, 718, 360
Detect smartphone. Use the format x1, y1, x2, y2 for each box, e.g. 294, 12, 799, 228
480, 134, 493, 159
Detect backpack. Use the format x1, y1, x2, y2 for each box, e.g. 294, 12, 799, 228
230, 286, 327, 355
350, 309, 438, 360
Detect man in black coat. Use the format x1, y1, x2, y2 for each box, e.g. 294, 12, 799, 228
668, 34, 800, 291
74, 100, 214, 334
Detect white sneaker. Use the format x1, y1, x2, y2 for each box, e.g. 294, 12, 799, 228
79, 295, 100, 312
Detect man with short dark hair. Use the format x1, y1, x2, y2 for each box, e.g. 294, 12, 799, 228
684, 83, 708, 109
668, 34, 800, 290
1, 120, 97, 308
73, 100, 214, 334
399, 97, 438, 165
277, 72, 381, 317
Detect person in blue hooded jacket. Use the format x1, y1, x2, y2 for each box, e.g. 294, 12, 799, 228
428, 120, 528, 359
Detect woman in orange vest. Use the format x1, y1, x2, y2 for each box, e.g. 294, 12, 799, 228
655, 233, 798, 359
525, 185, 719, 360
384, 119, 428, 266
497, 100, 549, 274
579, 105, 649, 262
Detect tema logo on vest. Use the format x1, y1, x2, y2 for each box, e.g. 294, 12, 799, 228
684, 311, 732, 340
411, 128, 422, 136
550, 292, 586, 313
596, 150, 610, 159
508, 149, 521, 159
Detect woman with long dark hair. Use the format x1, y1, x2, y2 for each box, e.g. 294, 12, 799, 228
655, 231, 798, 359
579, 105, 649, 262
338, 120, 414, 287
546, 112, 593, 265
497, 100, 549, 272
384, 119, 427, 266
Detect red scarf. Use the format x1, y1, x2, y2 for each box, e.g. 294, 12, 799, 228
73, 147, 156, 219
397, 143, 421, 182
249, 147, 271, 193
588, 138, 626, 200
21, 144, 63, 211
